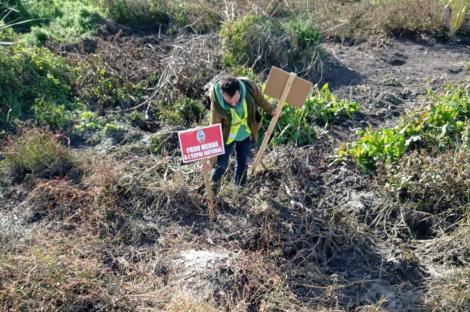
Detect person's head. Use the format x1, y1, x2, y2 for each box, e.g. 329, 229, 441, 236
220, 76, 240, 106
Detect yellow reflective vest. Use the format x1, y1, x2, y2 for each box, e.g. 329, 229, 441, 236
226, 98, 252, 145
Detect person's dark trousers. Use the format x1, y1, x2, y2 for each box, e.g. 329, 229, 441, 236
211, 137, 251, 186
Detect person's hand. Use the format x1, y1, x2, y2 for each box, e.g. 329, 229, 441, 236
201, 161, 212, 174
271, 108, 283, 118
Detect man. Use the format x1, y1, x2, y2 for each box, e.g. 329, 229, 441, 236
202, 75, 277, 194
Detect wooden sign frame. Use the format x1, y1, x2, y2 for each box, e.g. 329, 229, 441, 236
252, 67, 312, 173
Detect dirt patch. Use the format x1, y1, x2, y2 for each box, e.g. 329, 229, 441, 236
322, 38, 470, 130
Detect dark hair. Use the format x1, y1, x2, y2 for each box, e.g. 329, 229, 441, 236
220, 77, 240, 97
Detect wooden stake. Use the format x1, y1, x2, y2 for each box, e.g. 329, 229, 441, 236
252, 73, 296, 174
202, 158, 216, 219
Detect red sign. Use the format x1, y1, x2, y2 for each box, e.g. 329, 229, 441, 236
178, 124, 225, 163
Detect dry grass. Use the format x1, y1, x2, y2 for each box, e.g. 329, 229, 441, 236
386, 149, 470, 215
307, 0, 448, 42
0, 232, 132, 311
163, 292, 219, 312
2, 128, 80, 182
425, 265, 470, 311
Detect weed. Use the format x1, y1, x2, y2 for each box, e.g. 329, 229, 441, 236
0, 20, 16, 42
158, 97, 206, 127
74, 60, 144, 112
99, 0, 169, 29
6, 0, 104, 44
103, 122, 127, 142
265, 84, 359, 146
70, 111, 107, 145
2, 128, 79, 182
32, 98, 72, 129
0, 233, 132, 311
310, 0, 447, 43
339, 85, 470, 171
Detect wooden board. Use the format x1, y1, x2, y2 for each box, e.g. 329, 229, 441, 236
264, 66, 313, 108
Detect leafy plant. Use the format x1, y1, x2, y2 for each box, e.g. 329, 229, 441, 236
338, 127, 406, 171
32, 98, 72, 129
104, 122, 127, 142
265, 83, 359, 146
339, 85, 470, 171
74, 62, 144, 112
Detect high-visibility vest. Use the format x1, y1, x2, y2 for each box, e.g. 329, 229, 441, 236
226, 98, 251, 144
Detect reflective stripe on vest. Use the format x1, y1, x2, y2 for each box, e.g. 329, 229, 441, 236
226, 98, 251, 145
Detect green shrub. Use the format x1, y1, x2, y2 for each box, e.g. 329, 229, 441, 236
265, 83, 359, 146
70, 111, 107, 145
99, 0, 169, 28
104, 122, 127, 142
338, 127, 406, 171
0, 20, 16, 42
73, 111, 105, 133
32, 99, 72, 129
220, 14, 321, 77
3, 128, 78, 181
0, 45, 75, 130
158, 97, 206, 127
149, 132, 170, 154
339, 85, 470, 171
181, 3, 222, 33
5, 0, 104, 44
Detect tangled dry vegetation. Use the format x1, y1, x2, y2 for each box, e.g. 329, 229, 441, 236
0, 129, 422, 311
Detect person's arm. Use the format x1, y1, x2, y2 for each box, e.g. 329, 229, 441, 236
208, 90, 221, 167
248, 80, 276, 115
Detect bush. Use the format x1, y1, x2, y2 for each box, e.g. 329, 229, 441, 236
0, 20, 16, 42
220, 14, 321, 78
266, 83, 359, 146
3, 128, 78, 182
0, 45, 75, 130
339, 85, 470, 171
4, 0, 104, 44
158, 97, 206, 127
181, 3, 222, 34
70, 111, 107, 145
104, 122, 127, 142
99, 0, 170, 28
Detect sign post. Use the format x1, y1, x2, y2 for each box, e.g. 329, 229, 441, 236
252, 66, 313, 174
178, 124, 225, 219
